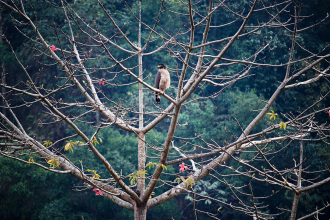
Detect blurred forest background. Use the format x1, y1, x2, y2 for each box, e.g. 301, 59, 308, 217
1, 0, 330, 219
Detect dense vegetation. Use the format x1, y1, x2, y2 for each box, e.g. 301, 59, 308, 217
1, 0, 330, 219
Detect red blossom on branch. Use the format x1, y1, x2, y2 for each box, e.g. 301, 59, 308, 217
93, 188, 103, 196
99, 78, 105, 85
51, 45, 59, 51
328, 110, 330, 117
179, 162, 188, 172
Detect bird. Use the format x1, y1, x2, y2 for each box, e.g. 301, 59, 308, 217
154, 64, 170, 104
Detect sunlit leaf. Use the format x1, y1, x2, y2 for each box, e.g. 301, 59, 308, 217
185, 177, 195, 188
28, 157, 34, 165
86, 169, 101, 179
174, 177, 182, 184
149, 192, 155, 199
129, 172, 138, 185
137, 170, 147, 177
47, 156, 60, 168
279, 121, 286, 130
267, 110, 278, 120
43, 140, 52, 147
157, 163, 167, 170
145, 162, 156, 169
93, 173, 101, 180
64, 141, 74, 152
128, 170, 147, 186
92, 136, 99, 145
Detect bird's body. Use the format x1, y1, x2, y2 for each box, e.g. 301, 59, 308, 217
155, 64, 170, 104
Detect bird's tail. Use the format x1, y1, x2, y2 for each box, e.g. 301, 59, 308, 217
155, 93, 160, 104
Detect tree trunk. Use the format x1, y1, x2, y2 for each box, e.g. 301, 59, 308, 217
290, 193, 301, 220
290, 140, 303, 220
137, 2, 146, 219
137, 132, 145, 193
134, 203, 147, 220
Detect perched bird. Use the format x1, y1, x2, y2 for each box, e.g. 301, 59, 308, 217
154, 64, 170, 104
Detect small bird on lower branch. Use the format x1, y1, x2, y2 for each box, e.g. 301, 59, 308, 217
154, 64, 170, 104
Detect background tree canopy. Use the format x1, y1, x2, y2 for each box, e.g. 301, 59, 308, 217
1, 0, 330, 219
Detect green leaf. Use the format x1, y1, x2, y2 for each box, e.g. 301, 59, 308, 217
157, 163, 167, 170
47, 156, 60, 168
185, 177, 195, 188
43, 140, 52, 147
174, 177, 182, 184
145, 162, 156, 169
129, 172, 138, 185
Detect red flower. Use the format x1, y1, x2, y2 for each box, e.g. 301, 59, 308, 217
51, 45, 58, 51
93, 188, 103, 196
179, 162, 188, 172
328, 110, 330, 117
99, 78, 105, 85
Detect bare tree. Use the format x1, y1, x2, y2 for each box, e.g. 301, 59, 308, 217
1, 0, 330, 219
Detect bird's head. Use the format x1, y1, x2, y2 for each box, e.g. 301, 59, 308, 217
157, 64, 166, 69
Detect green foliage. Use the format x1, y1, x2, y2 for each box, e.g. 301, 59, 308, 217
129, 170, 147, 185
145, 162, 157, 169
176, 89, 268, 146
38, 198, 85, 220
0, 157, 136, 220
146, 200, 181, 220
187, 180, 227, 205
47, 156, 60, 169
184, 177, 195, 188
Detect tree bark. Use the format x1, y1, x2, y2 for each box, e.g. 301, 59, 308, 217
137, 132, 145, 193
290, 140, 303, 220
134, 203, 147, 220
137, 2, 146, 219
290, 193, 301, 220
